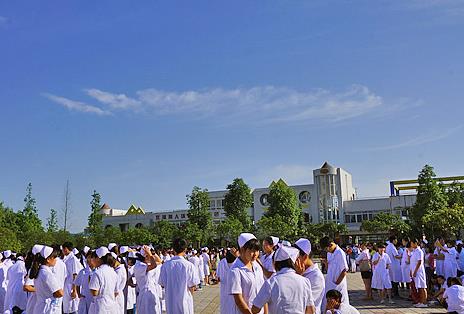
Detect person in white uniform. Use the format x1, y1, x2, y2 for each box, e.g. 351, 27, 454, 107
355, 243, 373, 300
187, 250, 202, 290
201, 248, 211, 285
88, 247, 118, 314
4, 253, 28, 314
252, 245, 315, 314
325, 289, 360, 314
257, 236, 278, 279
386, 236, 402, 297
112, 253, 127, 314
0, 250, 14, 313
159, 238, 200, 314
125, 253, 137, 314
400, 238, 412, 286
410, 238, 428, 308
62, 242, 83, 314
31, 246, 64, 314
434, 237, 446, 277
25, 245, 45, 314
227, 233, 266, 314
134, 246, 162, 314
294, 238, 325, 314
217, 248, 238, 314
443, 277, 464, 314
51, 246, 67, 314
440, 240, 459, 280
371, 243, 393, 304
75, 252, 93, 314
319, 237, 349, 308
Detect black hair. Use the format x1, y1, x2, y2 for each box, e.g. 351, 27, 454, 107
225, 250, 236, 264
29, 249, 59, 279
447, 277, 462, 287
326, 289, 342, 302
263, 237, 277, 250
402, 236, 410, 243
377, 243, 386, 249
410, 238, 420, 244
274, 258, 295, 272
294, 244, 307, 257
25, 251, 35, 272
388, 235, 397, 242
241, 238, 260, 251
101, 253, 116, 267
437, 275, 445, 281
319, 236, 332, 249
173, 238, 188, 254
62, 242, 73, 250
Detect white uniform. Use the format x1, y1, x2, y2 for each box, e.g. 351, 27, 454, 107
134, 262, 162, 314
410, 248, 427, 289
4, 259, 28, 313
159, 256, 200, 314
227, 258, 265, 314
113, 264, 127, 314
371, 252, 392, 290
386, 243, 401, 283
187, 255, 202, 286
33, 265, 62, 314
443, 284, 464, 313
52, 258, 67, 313
259, 252, 275, 276
197, 256, 205, 283
325, 246, 349, 305
401, 249, 411, 283
444, 246, 458, 279
0, 259, 13, 313
63, 252, 83, 313
125, 265, 136, 311
201, 253, 210, 277
88, 264, 117, 314
302, 264, 325, 314
25, 275, 37, 314
74, 266, 92, 314
435, 247, 445, 277
216, 258, 233, 314
253, 268, 314, 314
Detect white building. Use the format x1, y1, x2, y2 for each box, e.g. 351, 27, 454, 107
101, 162, 416, 239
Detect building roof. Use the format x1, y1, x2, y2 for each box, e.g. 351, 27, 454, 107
101, 203, 111, 210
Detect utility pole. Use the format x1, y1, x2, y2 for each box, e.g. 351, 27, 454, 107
63, 179, 71, 232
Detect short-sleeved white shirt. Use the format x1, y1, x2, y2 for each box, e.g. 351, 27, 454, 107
443, 285, 464, 313
33, 265, 62, 314
303, 264, 325, 314
88, 264, 118, 313
259, 252, 275, 275
253, 268, 313, 314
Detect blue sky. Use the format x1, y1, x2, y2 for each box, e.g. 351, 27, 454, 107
1, 1, 463, 232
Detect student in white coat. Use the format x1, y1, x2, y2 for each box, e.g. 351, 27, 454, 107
124, 253, 137, 314
75, 252, 93, 314
371, 244, 393, 304
257, 236, 279, 279
134, 246, 162, 314
217, 248, 238, 314
434, 237, 446, 277
88, 247, 118, 314
187, 250, 202, 290
31, 246, 64, 314
62, 242, 83, 314
319, 237, 349, 307
24, 245, 45, 314
252, 245, 315, 314
386, 236, 402, 297
324, 290, 360, 314
400, 238, 412, 287
159, 238, 200, 314
440, 240, 458, 280
201, 248, 211, 285
410, 238, 428, 308
4, 253, 28, 314
443, 277, 464, 314
294, 238, 325, 314
0, 250, 14, 314
227, 233, 266, 314
51, 246, 66, 314
112, 254, 127, 314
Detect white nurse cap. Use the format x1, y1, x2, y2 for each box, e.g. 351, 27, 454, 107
40, 246, 54, 259
108, 243, 117, 251
83, 246, 91, 254
294, 238, 311, 256
3, 250, 12, 258
274, 246, 299, 263
96, 246, 110, 258
110, 252, 117, 259
128, 251, 137, 258
72, 248, 79, 255
238, 233, 257, 248
457, 240, 463, 245
280, 240, 291, 247
270, 236, 280, 246
32, 244, 44, 255
120, 246, 129, 254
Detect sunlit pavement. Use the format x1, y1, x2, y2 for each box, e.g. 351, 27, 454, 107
192, 273, 447, 313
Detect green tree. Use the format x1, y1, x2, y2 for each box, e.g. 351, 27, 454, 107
224, 178, 253, 229
216, 217, 244, 246
19, 183, 43, 232
121, 227, 156, 246
187, 186, 212, 245
0, 227, 23, 252
152, 220, 176, 248
182, 222, 203, 248
47, 208, 59, 232
87, 190, 104, 244
443, 182, 464, 207
361, 212, 411, 235
256, 214, 296, 241
422, 204, 464, 238
103, 226, 122, 244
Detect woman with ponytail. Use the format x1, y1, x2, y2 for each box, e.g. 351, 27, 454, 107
75, 250, 94, 314
31, 246, 64, 314
88, 247, 118, 314
24, 245, 44, 314
112, 252, 127, 314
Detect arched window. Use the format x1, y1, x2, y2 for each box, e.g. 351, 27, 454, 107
135, 223, 143, 229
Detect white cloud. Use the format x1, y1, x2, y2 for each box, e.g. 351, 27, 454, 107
367, 125, 463, 151
85, 88, 141, 109
42, 93, 111, 116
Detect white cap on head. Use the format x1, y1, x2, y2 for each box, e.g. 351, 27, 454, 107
32, 245, 44, 255
192, 249, 197, 255
72, 248, 79, 255
3, 250, 12, 258
96, 246, 110, 258
238, 233, 257, 248
139, 248, 147, 257
83, 246, 90, 254
40, 246, 54, 259
280, 240, 291, 247
274, 246, 299, 263
294, 238, 311, 256
108, 243, 117, 251
128, 252, 137, 258
111, 252, 117, 259
0, 253, 2, 260
457, 240, 463, 245
120, 246, 129, 254
422, 239, 428, 244
270, 236, 280, 246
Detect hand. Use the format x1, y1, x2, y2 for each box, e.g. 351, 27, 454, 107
143, 245, 152, 257
295, 259, 305, 275
412, 272, 417, 278
71, 290, 78, 299
326, 298, 339, 310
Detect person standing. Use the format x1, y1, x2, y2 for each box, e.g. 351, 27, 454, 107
62, 242, 83, 314
74, 251, 93, 314
355, 243, 373, 300
113, 254, 128, 314
319, 237, 349, 306
159, 238, 200, 314
386, 236, 402, 297
134, 246, 162, 314
201, 248, 211, 286
257, 236, 278, 279
294, 238, 325, 314
371, 244, 393, 304
434, 237, 446, 277
217, 248, 238, 314
227, 233, 266, 314
411, 238, 428, 308
4, 253, 28, 314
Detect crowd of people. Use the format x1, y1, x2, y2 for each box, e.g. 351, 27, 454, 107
1, 233, 464, 313
339, 235, 464, 312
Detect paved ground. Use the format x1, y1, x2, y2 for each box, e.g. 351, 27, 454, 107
193, 273, 447, 313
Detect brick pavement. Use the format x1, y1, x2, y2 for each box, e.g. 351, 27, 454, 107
192, 273, 448, 313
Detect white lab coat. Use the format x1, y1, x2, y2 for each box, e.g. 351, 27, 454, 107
0, 260, 13, 313
188, 256, 202, 285
33, 265, 62, 314
125, 265, 136, 311
88, 264, 117, 314
259, 252, 275, 276
201, 253, 210, 277
435, 247, 445, 277
386, 243, 401, 283
410, 248, 427, 289
74, 267, 92, 314
324, 246, 349, 305
4, 260, 28, 312
134, 262, 162, 314
159, 256, 200, 314
25, 275, 37, 314
51, 258, 66, 313
443, 284, 464, 313
227, 258, 265, 314
371, 252, 392, 290
303, 264, 325, 314
253, 268, 314, 314
444, 246, 458, 279
63, 253, 83, 313
216, 258, 233, 314
113, 264, 127, 314
401, 249, 411, 283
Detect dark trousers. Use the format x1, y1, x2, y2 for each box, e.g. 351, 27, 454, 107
391, 281, 399, 296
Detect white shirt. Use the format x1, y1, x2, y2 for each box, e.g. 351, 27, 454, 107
159, 255, 200, 314
259, 252, 275, 275
33, 265, 62, 314
326, 246, 349, 304
88, 264, 118, 314
114, 264, 127, 314
386, 243, 401, 282
303, 264, 325, 314
228, 258, 265, 314
63, 252, 83, 313
217, 258, 233, 314
4, 260, 27, 312
443, 284, 464, 313
253, 268, 314, 314
327, 303, 360, 314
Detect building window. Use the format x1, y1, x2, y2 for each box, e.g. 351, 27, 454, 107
214, 212, 219, 217
299, 191, 311, 204
210, 200, 215, 209
350, 215, 356, 223
362, 213, 368, 221
156, 215, 160, 220
216, 200, 222, 208
168, 214, 172, 219
135, 223, 143, 228
260, 194, 269, 206
357, 214, 362, 222
162, 215, 166, 219
181, 214, 185, 218
175, 214, 178, 219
